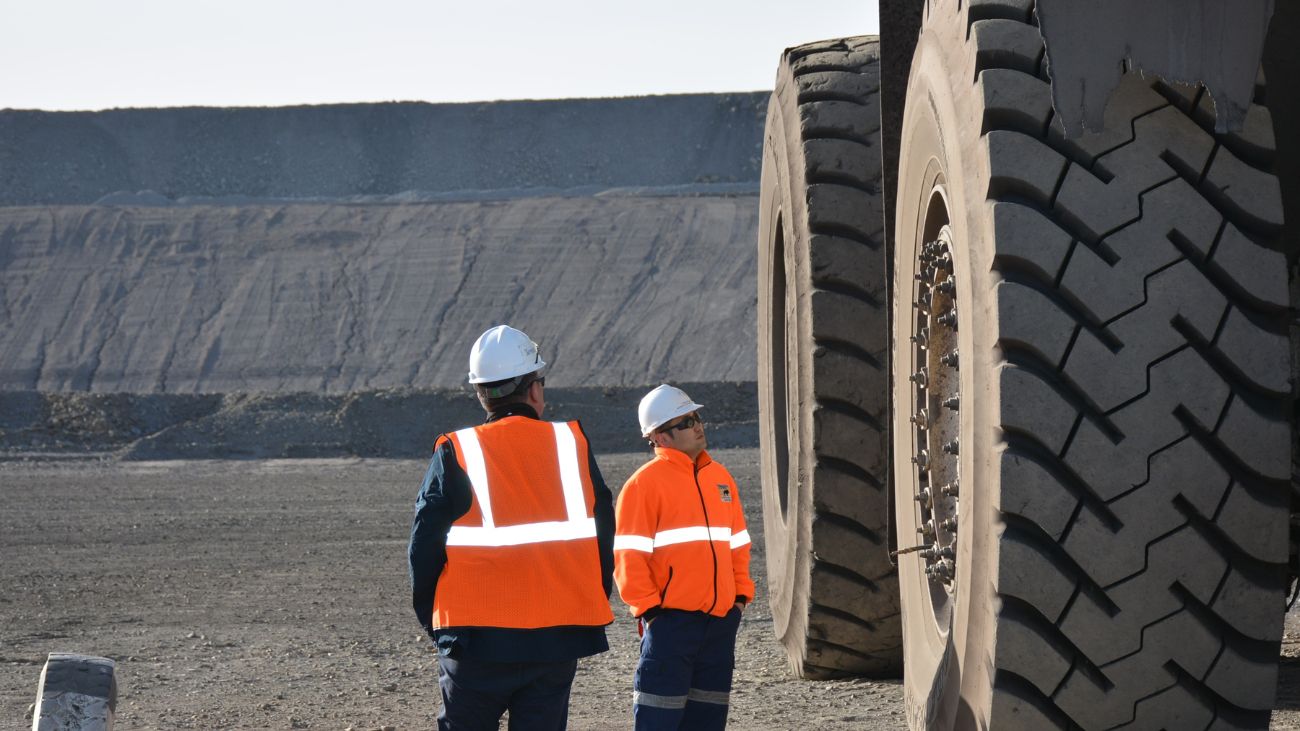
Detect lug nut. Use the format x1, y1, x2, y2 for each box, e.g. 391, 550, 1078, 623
910, 409, 928, 428
939, 518, 958, 533
937, 310, 958, 329
941, 350, 959, 368
923, 545, 954, 561
940, 482, 959, 497
912, 450, 929, 469
926, 559, 954, 580
918, 519, 935, 537
942, 396, 959, 411
910, 368, 928, 387
943, 439, 959, 455
915, 488, 932, 507
936, 276, 956, 295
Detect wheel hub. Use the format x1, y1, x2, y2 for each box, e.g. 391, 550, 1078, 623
909, 229, 960, 592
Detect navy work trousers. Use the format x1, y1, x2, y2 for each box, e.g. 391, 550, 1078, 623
633, 607, 742, 730
437, 655, 578, 731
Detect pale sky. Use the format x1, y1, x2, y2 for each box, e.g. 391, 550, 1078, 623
2, 1, 878, 111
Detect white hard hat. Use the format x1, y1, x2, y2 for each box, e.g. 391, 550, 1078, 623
638, 384, 704, 436
467, 325, 546, 384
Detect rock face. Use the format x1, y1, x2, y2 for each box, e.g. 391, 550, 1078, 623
0, 193, 758, 393
0, 94, 767, 205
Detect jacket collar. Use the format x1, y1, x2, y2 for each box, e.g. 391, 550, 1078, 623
485, 403, 540, 423
653, 446, 712, 470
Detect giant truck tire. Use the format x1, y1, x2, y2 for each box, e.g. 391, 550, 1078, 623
757, 36, 902, 679
892, 1, 1291, 729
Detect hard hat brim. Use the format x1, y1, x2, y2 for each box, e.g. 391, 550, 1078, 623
641, 401, 705, 436
467, 358, 546, 384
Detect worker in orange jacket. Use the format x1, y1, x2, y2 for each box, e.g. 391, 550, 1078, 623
614, 384, 755, 730
408, 325, 615, 730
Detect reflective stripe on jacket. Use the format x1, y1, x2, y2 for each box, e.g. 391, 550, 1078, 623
614, 447, 755, 619
431, 416, 615, 630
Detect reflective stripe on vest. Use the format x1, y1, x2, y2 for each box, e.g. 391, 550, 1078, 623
614, 526, 749, 553
447, 422, 594, 547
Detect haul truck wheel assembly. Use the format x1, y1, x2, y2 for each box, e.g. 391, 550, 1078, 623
891, 1, 1292, 728
757, 36, 903, 679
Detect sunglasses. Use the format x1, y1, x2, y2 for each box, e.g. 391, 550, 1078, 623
658, 414, 702, 434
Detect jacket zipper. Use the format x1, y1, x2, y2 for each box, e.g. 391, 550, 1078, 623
660, 566, 674, 603
692, 461, 720, 614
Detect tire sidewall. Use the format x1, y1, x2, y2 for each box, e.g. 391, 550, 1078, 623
893, 20, 999, 730
757, 72, 816, 664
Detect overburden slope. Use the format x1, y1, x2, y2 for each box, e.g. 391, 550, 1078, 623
0, 94, 771, 457
0, 195, 758, 393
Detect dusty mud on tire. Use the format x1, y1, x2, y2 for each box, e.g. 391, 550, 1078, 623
892, 1, 1291, 728
757, 36, 902, 679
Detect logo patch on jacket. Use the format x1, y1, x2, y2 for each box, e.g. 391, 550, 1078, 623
719, 484, 732, 502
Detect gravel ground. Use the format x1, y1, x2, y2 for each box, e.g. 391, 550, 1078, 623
0, 450, 903, 730
3, 451, 1299, 729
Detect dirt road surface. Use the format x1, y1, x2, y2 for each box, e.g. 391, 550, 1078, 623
2, 451, 1298, 729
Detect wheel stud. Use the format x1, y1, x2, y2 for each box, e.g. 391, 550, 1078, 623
909, 368, 928, 387
942, 438, 959, 455
925, 561, 953, 582
924, 545, 954, 561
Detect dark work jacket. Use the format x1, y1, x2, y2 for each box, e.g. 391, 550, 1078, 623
407, 403, 615, 662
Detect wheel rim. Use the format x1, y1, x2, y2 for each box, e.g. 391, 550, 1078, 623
768, 215, 793, 522
907, 218, 961, 629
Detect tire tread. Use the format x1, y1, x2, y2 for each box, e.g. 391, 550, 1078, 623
759, 36, 900, 679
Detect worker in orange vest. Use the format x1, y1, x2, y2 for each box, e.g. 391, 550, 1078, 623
614, 384, 756, 730
408, 325, 615, 730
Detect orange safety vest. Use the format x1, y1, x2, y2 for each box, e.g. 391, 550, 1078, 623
613, 448, 755, 618
431, 417, 614, 630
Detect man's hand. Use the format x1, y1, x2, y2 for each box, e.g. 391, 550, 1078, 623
733, 601, 746, 613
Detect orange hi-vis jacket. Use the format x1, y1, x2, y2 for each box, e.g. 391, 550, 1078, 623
431, 417, 615, 630
614, 447, 755, 619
